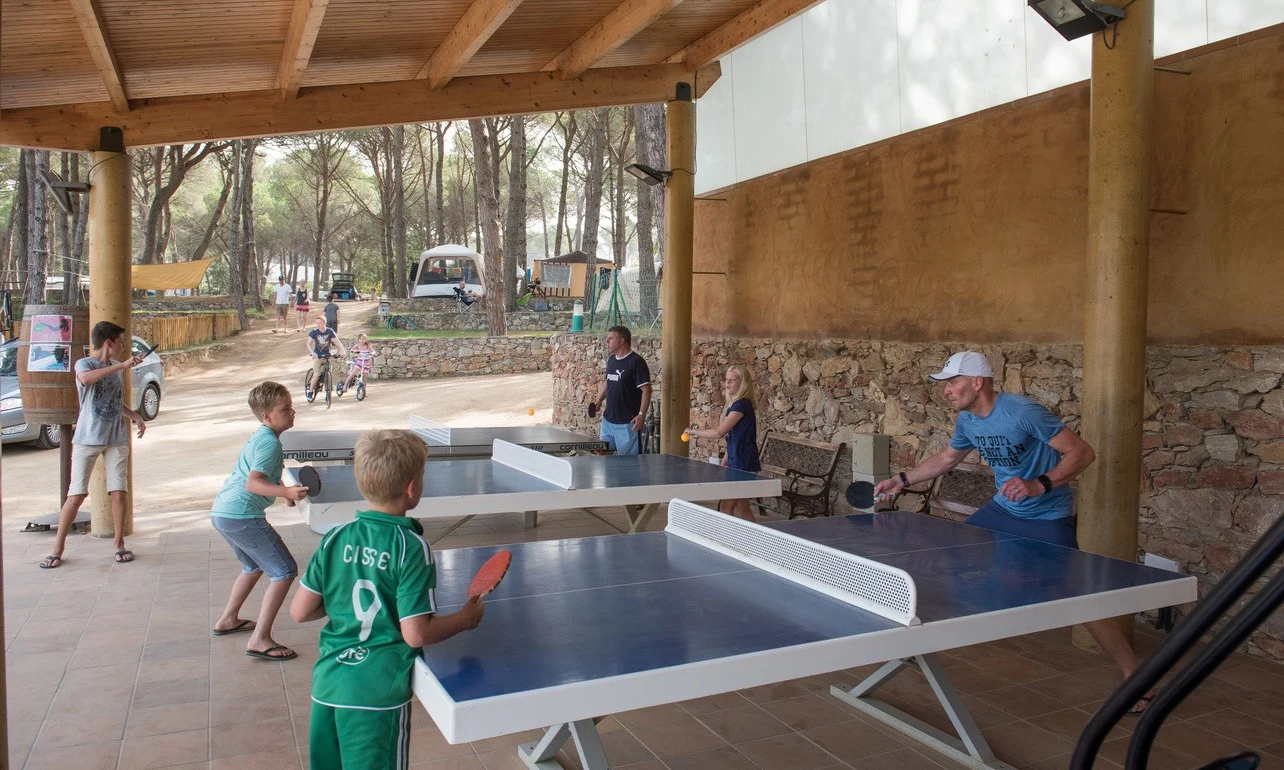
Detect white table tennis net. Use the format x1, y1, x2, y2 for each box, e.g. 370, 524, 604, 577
666, 500, 919, 626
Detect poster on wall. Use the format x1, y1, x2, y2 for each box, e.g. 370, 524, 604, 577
28, 344, 72, 372
29, 314, 72, 343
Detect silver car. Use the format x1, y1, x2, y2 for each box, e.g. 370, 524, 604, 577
0, 336, 165, 449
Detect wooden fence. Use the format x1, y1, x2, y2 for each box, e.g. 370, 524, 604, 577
133, 312, 241, 351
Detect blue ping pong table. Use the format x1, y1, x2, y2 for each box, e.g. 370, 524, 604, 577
413, 501, 1196, 770
286, 441, 782, 538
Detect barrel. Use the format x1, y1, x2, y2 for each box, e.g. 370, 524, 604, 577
15, 304, 90, 425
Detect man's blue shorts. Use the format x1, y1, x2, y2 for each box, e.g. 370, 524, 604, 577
965, 499, 1079, 549
599, 419, 640, 455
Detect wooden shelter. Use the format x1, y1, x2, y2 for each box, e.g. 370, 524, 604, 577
532, 250, 614, 299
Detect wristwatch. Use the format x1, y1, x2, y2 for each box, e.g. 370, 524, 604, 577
1036, 474, 1053, 493
899, 471, 910, 488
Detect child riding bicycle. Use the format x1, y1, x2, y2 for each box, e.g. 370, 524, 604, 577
305, 316, 345, 399
336, 332, 375, 399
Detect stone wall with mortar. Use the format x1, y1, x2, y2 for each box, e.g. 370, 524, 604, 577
376, 312, 574, 332
385, 298, 574, 313
551, 334, 1284, 659
357, 335, 552, 380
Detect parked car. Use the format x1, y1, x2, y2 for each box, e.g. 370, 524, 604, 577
327, 272, 358, 300
0, 335, 165, 449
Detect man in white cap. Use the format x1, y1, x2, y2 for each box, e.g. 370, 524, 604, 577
874, 350, 1155, 714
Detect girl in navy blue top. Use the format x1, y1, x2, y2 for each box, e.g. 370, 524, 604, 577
687, 364, 761, 522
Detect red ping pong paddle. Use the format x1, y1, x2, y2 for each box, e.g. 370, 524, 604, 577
468, 550, 512, 601
298, 465, 322, 497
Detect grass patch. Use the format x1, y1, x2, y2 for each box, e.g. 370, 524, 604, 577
365, 327, 552, 339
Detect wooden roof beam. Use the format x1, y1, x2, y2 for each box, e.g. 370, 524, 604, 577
1, 62, 722, 151
417, 0, 525, 89
544, 0, 686, 80
666, 0, 823, 70
278, 0, 331, 99
68, 0, 129, 112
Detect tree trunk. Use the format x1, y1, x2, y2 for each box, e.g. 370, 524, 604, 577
434, 124, 447, 245
192, 158, 232, 261
393, 125, 408, 298
227, 140, 249, 328
580, 109, 607, 297
57, 153, 73, 300
635, 103, 664, 313
25, 151, 50, 304
12, 151, 30, 296
469, 119, 506, 337
504, 115, 527, 311
241, 140, 264, 310
554, 112, 576, 256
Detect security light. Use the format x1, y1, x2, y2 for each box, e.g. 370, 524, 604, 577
1028, 0, 1125, 41
38, 168, 90, 216
625, 163, 671, 187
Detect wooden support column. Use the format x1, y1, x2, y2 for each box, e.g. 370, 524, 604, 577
87, 131, 134, 538
1076, 2, 1154, 647
660, 84, 695, 457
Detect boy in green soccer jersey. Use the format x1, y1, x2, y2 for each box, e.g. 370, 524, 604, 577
291, 429, 485, 770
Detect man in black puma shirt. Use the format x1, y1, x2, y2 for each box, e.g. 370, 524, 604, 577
592, 326, 651, 455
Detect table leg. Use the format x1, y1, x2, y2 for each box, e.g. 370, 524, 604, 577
428, 516, 475, 545
626, 503, 660, 533
517, 719, 608, 770
829, 654, 1017, 770
523, 511, 538, 529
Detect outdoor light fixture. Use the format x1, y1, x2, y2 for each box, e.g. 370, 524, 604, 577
1028, 0, 1125, 41
37, 168, 90, 216
625, 163, 672, 187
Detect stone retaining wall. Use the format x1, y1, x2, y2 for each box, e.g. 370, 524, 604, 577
551, 334, 1284, 659
135, 296, 247, 312
362, 335, 553, 380
386, 298, 575, 312
156, 342, 237, 374
378, 311, 574, 333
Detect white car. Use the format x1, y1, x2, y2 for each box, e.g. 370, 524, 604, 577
0, 336, 165, 449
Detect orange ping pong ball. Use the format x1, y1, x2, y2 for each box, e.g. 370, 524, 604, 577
681, 432, 690, 442
527, 408, 535, 415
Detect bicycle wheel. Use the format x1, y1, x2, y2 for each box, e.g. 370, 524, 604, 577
356, 382, 366, 401
303, 371, 316, 403
323, 365, 333, 409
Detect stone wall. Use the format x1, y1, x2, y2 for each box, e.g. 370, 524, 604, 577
378, 311, 575, 333
156, 342, 237, 375
385, 298, 575, 313
551, 334, 1284, 659
135, 296, 246, 312
360, 335, 552, 380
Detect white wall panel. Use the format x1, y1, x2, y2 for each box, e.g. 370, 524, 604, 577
731, 19, 809, 182
1024, 11, 1090, 93
801, 0, 901, 161
695, 56, 738, 195
1210, 0, 1284, 40
896, 0, 1027, 132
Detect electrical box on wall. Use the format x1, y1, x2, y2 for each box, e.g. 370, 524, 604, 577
850, 433, 891, 512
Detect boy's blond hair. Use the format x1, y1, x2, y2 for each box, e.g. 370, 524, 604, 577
248, 381, 290, 418
354, 429, 428, 507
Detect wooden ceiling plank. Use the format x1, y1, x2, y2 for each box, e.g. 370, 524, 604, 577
544, 0, 686, 80
1, 62, 722, 151
278, 0, 331, 99
416, 0, 526, 89
665, 0, 822, 70
67, 0, 130, 112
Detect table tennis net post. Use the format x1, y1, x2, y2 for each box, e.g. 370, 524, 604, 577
665, 500, 920, 626
410, 414, 451, 445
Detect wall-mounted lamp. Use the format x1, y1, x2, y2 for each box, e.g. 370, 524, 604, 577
38, 168, 90, 216
625, 163, 671, 187
1028, 0, 1125, 41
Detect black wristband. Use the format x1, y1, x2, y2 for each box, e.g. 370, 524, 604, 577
899, 471, 910, 487
1037, 474, 1053, 493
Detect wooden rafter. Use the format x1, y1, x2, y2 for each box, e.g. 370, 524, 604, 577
278, 0, 331, 99
417, 0, 525, 89
665, 0, 823, 70
68, 0, 129, 112
1, 62, 722, 151
544, 0, 685, 80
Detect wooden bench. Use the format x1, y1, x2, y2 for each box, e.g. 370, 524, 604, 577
753, 432, 846, 519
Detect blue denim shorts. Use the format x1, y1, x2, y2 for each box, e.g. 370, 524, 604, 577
210, 515, 298, 581
965, 499, 1079, 549
599, 419, 640, 455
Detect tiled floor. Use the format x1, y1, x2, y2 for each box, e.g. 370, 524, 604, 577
5, 505, 1284, 770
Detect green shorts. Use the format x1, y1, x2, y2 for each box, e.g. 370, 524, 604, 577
309, 700, 411, 770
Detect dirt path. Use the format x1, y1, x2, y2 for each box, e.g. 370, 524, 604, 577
1, 300, 556, 520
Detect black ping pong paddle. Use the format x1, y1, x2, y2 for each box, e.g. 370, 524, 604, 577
587, 402, 597, 418
136, 342, 159, 360
845, 480, 888, 509
298, 465, 322, 497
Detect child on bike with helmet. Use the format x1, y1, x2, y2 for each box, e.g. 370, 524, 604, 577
337, 332, 375, 398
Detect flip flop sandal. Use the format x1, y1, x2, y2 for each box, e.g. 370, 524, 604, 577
39, 554, 63, 569
246, 645, 298, 661
115, 550, 135, 563
1126, 694, 1155, 716
212, 620, 256, 636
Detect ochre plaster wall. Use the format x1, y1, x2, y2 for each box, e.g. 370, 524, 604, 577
692, 29, 1284, 345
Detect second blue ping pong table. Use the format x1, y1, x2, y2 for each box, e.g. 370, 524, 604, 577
413, 501, 1196, 770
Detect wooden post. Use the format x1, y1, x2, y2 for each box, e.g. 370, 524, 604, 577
87, 133, 135, 538
0, 443, 10, 766
660, 84, 695, 457
1076, 2, 1154, 647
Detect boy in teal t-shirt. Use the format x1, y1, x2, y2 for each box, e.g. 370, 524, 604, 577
210, 381, 309, 660
291, 429, 485, 770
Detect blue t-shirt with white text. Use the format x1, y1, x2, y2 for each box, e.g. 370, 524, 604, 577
950, 393, 1073, 520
